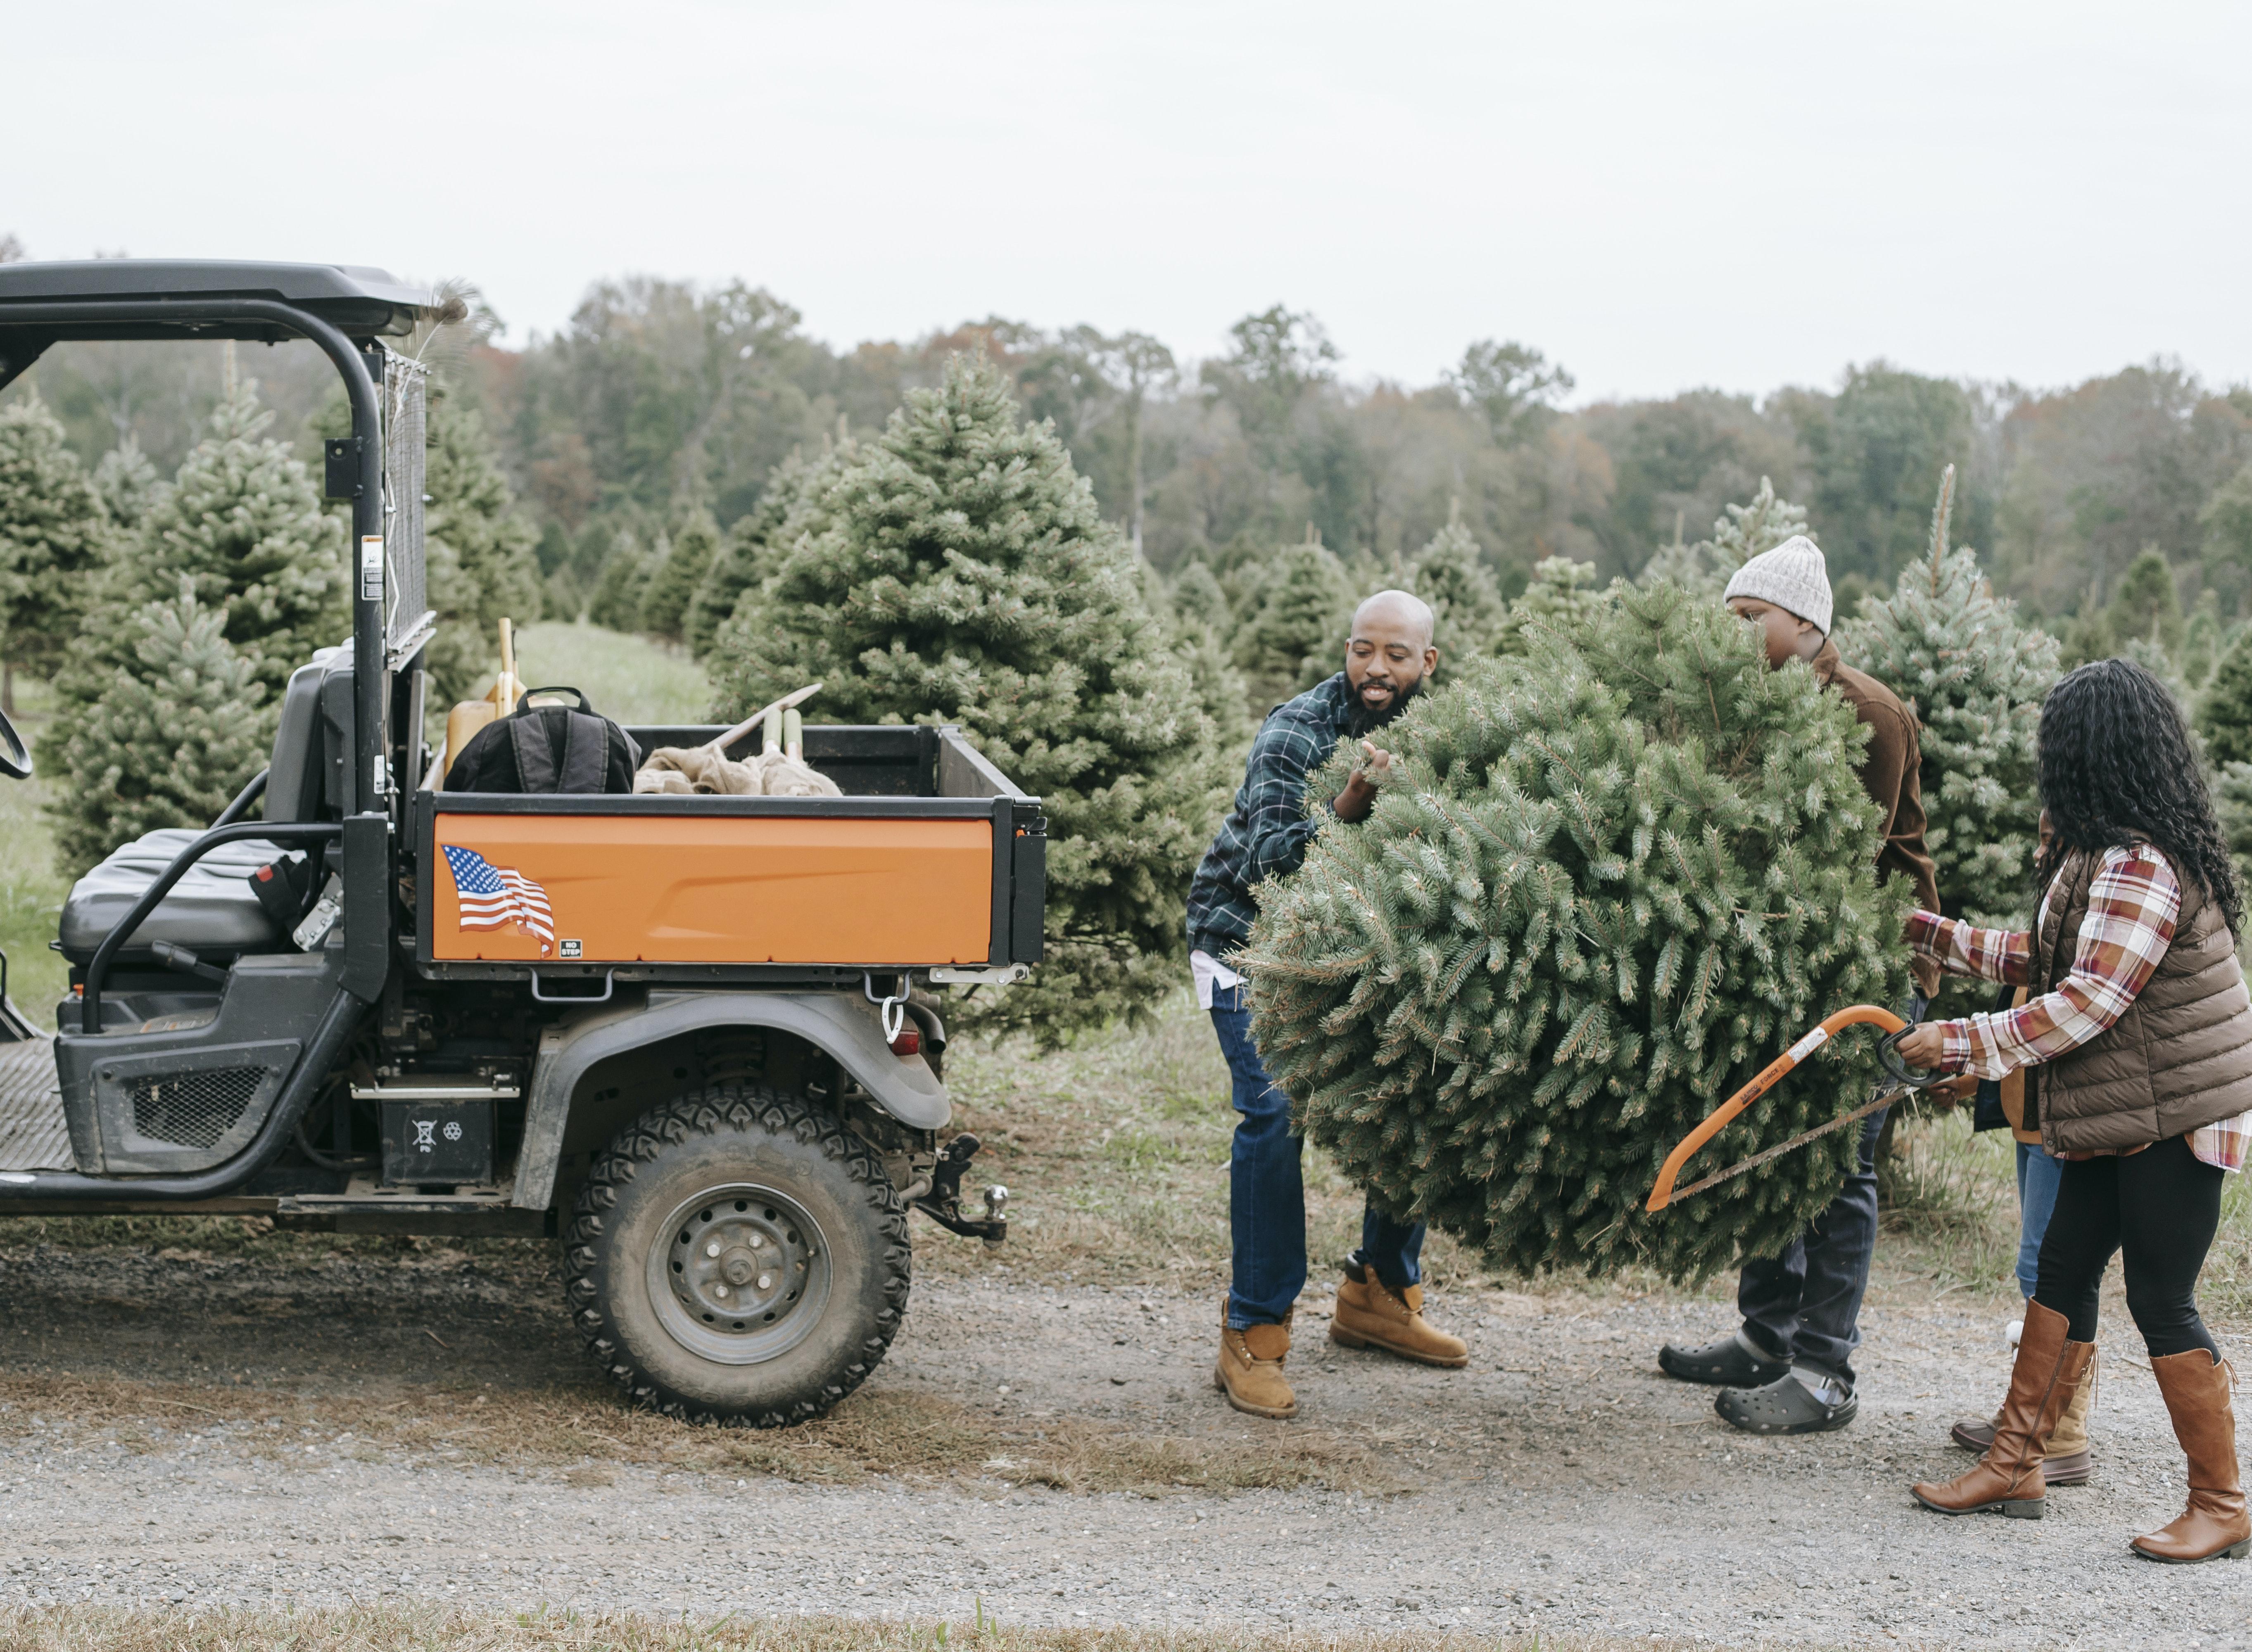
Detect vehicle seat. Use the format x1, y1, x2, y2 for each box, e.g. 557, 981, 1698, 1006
56, 648, 346, 964
57, 830, 287, 961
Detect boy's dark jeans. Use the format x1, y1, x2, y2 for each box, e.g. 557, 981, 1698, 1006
1209, 982, 1423, 1329
1735, 992, 1926, 1389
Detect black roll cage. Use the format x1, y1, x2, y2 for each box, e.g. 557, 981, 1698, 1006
0, 263, 434, 1201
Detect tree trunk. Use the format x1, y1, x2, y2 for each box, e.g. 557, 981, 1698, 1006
2, 659, 14, 719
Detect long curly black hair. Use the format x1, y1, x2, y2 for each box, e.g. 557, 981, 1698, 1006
2035, 657, 2241, 935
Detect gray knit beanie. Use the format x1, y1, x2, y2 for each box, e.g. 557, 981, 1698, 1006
1722, 535, 1832, 634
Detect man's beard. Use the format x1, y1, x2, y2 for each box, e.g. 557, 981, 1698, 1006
1345, 677, 1421, 739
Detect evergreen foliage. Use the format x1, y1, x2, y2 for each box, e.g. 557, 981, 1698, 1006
50, 580, 267, 875
92, 435, 162, 531
0, 392, 114, 681
640, 508, 721, 640
1639, 477, 1811, 595
1240, 580, 1910, 1279
687, 444, 845, 658
132, 384, 346, 701
1839, 467, 2059, 938
2177, 590, 2228, 697
1496, 555, 1603, 654
1158, 559, 1254, 752
2200, 625, 2252, 769
422, 394, 544, 696
2109, 549, 2185, 653
708, 352, 1230, 1037
1232, 535, 1354, 706
588, 531, 648, 633
1407, 510, 1507, 657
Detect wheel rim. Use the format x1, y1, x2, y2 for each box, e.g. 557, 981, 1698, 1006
645, 1183, 832, 1366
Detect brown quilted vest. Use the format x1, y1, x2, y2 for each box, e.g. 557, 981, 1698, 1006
2030, 846, 2252, 1153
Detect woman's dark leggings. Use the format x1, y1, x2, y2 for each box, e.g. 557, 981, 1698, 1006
2032, 1134, 2224, 1361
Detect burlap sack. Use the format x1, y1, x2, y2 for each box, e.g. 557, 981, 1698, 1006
637, 746, 764, 795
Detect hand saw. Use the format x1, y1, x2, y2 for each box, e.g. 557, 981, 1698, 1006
1644, 1004, 1945, 1213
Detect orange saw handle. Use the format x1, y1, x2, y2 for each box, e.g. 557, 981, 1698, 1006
1644, 1004, 1907, 1213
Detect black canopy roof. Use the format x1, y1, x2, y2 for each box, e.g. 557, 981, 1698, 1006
0, 260, 437, 391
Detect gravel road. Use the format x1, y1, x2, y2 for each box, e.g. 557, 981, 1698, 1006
3, 1233, 2250, 1649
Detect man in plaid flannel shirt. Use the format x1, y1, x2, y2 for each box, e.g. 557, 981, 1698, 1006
1189, 590, 1470, 1419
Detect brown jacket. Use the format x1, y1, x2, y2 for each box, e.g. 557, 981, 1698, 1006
1810, 641, 1941, 997
2030, 847, 2252, 1153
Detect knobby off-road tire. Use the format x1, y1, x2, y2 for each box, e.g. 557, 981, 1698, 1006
563, 1085, 910, 1426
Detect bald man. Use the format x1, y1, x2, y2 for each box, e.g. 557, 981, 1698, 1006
1187, 589, 1469, 1420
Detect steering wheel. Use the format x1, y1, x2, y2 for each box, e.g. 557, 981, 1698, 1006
0, 704, 28, 781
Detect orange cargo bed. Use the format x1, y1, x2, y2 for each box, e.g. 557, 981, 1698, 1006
412, 724, 1044, 980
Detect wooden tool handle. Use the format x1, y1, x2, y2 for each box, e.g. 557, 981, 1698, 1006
704, 681, 822, 757
1645, 1004, 1907, 1213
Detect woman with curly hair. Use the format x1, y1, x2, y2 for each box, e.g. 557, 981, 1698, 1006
1896, 657, 2252, 1560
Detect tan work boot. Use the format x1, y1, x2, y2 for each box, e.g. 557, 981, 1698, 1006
1913, 1300, 2092, 1519
1329, 1261, 1468, 1368
1215, 1302, 1296, 1419
1951, 1349, 2095, 1484
2132, 1351, 2252, 1563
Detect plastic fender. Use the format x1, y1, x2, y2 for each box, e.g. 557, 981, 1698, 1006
512, 989, 946, 1211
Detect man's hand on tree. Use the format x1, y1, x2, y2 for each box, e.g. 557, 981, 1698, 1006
1332, 741, 1395, 823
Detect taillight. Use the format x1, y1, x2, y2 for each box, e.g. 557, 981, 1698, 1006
890, 1027, 922, 1056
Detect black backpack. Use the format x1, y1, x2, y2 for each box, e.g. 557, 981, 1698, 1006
449, 687, 641, 795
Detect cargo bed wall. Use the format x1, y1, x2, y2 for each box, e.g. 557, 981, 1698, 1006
415, 725, 1043, 973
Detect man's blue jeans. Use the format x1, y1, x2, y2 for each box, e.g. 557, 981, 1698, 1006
1736, 992, 1926, 1389
2015, 1141, 2064, 1301
1210, 982, 1424, 1329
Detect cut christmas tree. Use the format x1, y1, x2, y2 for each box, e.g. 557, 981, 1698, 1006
1839, 466, 2058, 942
1240, 579, 1911, 1280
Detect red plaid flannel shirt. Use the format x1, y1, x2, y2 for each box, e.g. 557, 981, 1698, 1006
1908, 843, 2249, 1170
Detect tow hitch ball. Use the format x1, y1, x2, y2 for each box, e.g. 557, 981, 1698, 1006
912, 1132, 1009, 1248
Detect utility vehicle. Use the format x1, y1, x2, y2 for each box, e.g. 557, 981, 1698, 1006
0, 262, 1043, 1424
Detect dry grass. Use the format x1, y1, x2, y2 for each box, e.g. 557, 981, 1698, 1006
0, 1607, 1886, 1652
930, 999, 1523, 1302
0, 1374, 1393, 1500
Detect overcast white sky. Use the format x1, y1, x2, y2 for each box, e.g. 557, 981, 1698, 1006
7, 2, 2248, 402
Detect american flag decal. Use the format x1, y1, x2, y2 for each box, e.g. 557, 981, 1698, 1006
441, 845, 555, 957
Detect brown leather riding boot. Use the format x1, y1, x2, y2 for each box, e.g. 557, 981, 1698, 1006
2132, 1351, 2252, 1563
1914, 1300, 2092, 1519
1329, 1262, 1468, 1368
1952, 1350, 2095, 1484
1215, 1302, 1297, 1419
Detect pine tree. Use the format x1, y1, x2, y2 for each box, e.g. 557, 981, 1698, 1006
1496, 555, 1603, 654
422, 393, 544, 697
708, 351, 1231, 1039
92, 435, 162, 532
1839, 467, 2060, 949
2177, 590, 2228, 697
0, 392, 114, 690
588, 531, 648, 632
1407, 508, 1507, 657
426, 396, 542, 631
132, 382, 346, 701
1639, 476, 1810, 594
2109, 549, 2184, 653
1239, 579, 1911, 1281
2198, 626, 2252, 768
1233, 533, 1354, 706
50, 580, 267, 875
639, 508, 721, 640
1160, 558, 1254, 752
688, 444, 847, 659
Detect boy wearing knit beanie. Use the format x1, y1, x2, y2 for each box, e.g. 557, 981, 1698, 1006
1656, 535, 1941, 1434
